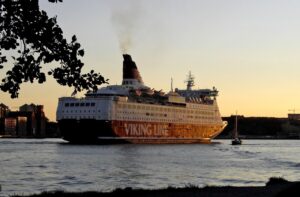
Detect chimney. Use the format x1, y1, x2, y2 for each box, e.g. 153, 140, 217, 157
122, 54, 143, 84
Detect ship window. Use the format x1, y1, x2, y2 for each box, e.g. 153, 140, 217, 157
80, 103, 85, 107
65, 103, 69, 107
70, 103, 74, 107
86, 103, 90, 106
91, 103, 95, 106
75, 103, 79, 107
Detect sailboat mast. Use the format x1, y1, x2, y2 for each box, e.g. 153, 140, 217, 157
234, 111, 238, 138
231, 110, 242, 145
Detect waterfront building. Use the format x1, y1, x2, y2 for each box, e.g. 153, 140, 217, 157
0, 103, 10, 135
3, 104, 47, 137
4, 112, 31, 137
19, 104, 47, 137
0, 103, 10, 118
288, 113, 300, 121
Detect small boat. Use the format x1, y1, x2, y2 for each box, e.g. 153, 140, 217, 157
232, 112, 242, 145
232, 137, 242, 145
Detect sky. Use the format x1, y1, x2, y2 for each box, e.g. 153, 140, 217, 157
1, 0, 300, 121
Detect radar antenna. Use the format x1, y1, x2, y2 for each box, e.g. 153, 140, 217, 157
185, 71, 195, 90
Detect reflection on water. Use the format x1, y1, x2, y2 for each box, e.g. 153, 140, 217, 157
0, 139, 300, 196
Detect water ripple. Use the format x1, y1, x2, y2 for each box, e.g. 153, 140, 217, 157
1, 139, 300, 196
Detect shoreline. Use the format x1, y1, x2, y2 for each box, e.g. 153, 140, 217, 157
11, 178, 300, 197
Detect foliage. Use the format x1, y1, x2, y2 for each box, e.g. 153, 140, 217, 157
0, 0, 107, 98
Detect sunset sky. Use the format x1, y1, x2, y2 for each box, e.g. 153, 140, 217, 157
1, 0, 300, 121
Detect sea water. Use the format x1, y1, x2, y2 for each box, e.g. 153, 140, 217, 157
0, 139, 300, 196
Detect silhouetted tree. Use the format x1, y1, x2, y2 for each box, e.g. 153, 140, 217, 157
0, 0, 108, 98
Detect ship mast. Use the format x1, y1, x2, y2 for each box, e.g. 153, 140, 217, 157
185, 71, 195, 91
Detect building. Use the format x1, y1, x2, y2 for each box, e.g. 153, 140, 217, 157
0, 103, 10, 118
5, 111, 32, 137
19, 104, 47, 137
288, 113, 300, 121
288, 113, 300, 126
4, 104, 47, 137
0, 103, 10, 135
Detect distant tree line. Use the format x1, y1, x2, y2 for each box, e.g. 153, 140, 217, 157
221, 116, 286, 137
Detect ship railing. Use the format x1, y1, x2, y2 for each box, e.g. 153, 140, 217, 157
186, 98, 214, 105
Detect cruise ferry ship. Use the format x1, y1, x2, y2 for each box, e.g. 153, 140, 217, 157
56, 54, 227, 144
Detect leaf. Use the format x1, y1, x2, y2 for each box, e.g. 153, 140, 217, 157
71, 35, 77, 43
78, 49, 84, 56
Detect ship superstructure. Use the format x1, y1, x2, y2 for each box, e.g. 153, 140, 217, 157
56, 54, 227, 144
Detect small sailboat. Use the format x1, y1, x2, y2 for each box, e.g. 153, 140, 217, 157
232, 112, 242, 145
